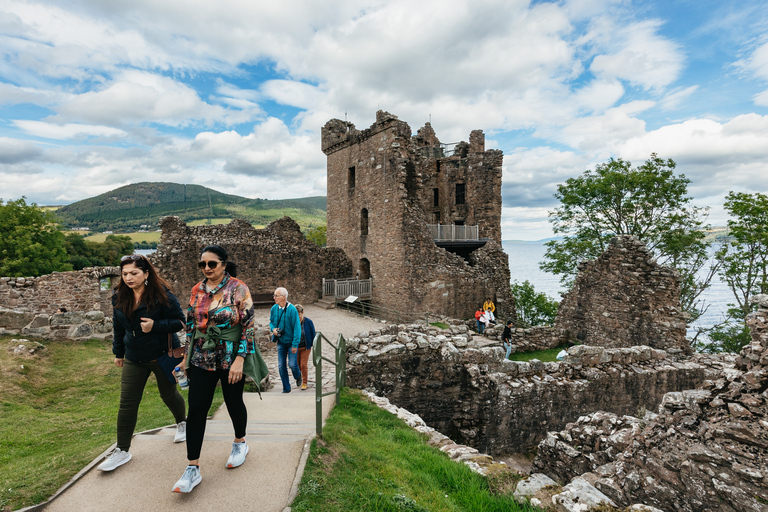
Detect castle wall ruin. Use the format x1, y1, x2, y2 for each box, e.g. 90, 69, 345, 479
322, 111, 513, 321
345, 324, 728, 455
151, 215, 352, 305
532, 294, 768, 511
555, 235, 690, 352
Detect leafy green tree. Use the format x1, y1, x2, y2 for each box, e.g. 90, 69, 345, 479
541, 154, 717, 322
64, 233, 134, 269
510, 280, 559, 327
305, 225, 327, 247
705, 191, 768, 352
0, 197, 73, 276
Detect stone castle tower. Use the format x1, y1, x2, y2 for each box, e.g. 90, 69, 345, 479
322, 110, 513, 320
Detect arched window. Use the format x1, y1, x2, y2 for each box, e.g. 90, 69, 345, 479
359, 258, 371, 279
361, 208, 369, 236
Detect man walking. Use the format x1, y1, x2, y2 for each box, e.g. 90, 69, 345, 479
270, 287, 302, 393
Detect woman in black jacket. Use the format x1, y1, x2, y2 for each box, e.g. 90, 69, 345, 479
97, 254, 187, 472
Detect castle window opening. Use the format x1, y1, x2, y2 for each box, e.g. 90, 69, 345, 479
433, 188, 439, 207
360, 208, 369, 236
359, 258, 370, 279
348, 166, 356, 189
455, 183, 465, 205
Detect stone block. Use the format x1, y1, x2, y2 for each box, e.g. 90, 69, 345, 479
0, 308, 35, 329
69, 323, 93, 338
51, 312, 85, 326
513, 473, 559, 504
85, 310, 105, 322
30, 314, 51, 328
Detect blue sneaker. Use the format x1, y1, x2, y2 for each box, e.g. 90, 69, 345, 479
226, 441, 249, 468
172, 465, 201, 493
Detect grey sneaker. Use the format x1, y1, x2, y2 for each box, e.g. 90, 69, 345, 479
97, 448, 132, 471
174, 421, 186, 443
172, 465, 201, 493
226, 441, 249, 468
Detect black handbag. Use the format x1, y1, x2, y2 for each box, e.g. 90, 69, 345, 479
157, 333, 185, 384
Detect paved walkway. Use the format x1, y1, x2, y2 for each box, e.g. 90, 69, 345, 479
36, 305, 386, 512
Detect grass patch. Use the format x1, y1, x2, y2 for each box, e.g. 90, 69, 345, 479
84, 231, 162, 244
292, 388, 542, 512
430, 322, 451, 330
507, 346, 567, 362
0, 336, 223, 511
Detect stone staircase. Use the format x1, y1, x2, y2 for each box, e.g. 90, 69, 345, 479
315, 297, 336, 309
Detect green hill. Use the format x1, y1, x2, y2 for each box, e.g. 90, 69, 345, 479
55, 182, 326, 232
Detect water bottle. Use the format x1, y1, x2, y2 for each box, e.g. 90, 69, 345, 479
173, 366, 189, 389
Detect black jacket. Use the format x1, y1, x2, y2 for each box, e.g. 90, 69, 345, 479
112, 288, 185, 363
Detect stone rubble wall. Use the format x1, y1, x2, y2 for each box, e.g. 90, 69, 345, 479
555, 235, 690, 353
345, 323, 728, 456
151, 215, 352, 305
531, 294, 768, 512
0, 267, 119, 339
478, 322, 568, 354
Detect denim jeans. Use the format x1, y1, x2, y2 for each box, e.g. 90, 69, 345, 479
503, 341, 512, 359
476, 320, 484, 334
277, 342, 301, 392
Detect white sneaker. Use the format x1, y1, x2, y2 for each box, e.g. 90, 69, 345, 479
172, 465, 201, 493
174, 421, 186, 443
97, 448, 132, 471
226, 441, 249, 468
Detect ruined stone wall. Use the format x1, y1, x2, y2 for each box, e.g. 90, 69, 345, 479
531, 296, 768, 512
345, 325, 726, 455
322, 111, 514, 320
0, 268, 118, 339
479, 323, 568, 354
0, 268, 118, 317
151, 216, 352, 305
555, 235, 689, 352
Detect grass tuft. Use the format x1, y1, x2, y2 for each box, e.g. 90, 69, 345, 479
508, 346, 568, 362
0, 336, 223, 511
292, 388, 543, 512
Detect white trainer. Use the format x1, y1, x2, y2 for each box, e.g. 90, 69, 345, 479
172, 465, 201, 493
174, 421, 186, 443
97, 448, 132, 471
226, 441, 249, 468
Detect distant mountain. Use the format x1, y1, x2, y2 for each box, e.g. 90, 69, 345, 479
55, 182, 326, 232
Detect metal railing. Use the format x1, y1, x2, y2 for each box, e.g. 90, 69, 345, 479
416, 142, 458, 159
312, 331, 347, 436
337, 299, 432, 325
322, 278, 372, 299
428, 223, 479, 241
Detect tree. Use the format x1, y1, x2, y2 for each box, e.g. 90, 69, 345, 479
541, 154, 717, 323
64, 233, 134, 269
510, 280, 559, 327
0, 197, 73, 276
305, 225, 327, 247
705, 191, 768, 352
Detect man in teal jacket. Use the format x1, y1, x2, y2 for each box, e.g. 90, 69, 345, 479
270, 287, 302, 393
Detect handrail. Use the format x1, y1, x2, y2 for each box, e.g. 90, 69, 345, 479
311, 331, 347, 436
337, 299, 431, 325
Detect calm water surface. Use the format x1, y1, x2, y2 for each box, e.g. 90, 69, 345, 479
502, 241, 733, 337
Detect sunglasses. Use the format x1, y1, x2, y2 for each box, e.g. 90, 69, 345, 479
121, 254, 144, 262
198, 260, 224, 269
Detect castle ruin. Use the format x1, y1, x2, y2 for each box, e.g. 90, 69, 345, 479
322, 111, 513, 321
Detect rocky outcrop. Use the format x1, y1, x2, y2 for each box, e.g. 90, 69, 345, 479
532, 294, 768, 511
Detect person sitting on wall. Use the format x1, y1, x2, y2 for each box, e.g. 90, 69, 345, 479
501, 319, 514, 359
475, 306, 485, 334
483, 297, 496, 324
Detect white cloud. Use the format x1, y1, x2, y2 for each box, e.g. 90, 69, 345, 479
13, 121, 125, 140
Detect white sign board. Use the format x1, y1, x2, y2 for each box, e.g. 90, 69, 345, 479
344, 295, 358, 303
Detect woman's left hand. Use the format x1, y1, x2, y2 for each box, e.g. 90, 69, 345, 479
140, 317, 154, 333
229, 355, 245, 384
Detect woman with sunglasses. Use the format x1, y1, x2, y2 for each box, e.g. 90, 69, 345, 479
172, 245, 256, 493
98, 254, 187, 472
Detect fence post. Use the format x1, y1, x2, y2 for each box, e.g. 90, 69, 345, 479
314, 335, 323, 436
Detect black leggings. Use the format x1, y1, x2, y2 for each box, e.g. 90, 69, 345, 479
186, 364, 247, 461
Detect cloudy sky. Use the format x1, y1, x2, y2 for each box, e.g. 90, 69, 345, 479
1, 0, 767, 240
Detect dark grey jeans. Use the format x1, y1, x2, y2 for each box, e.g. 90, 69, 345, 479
117, 359, 186, 450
